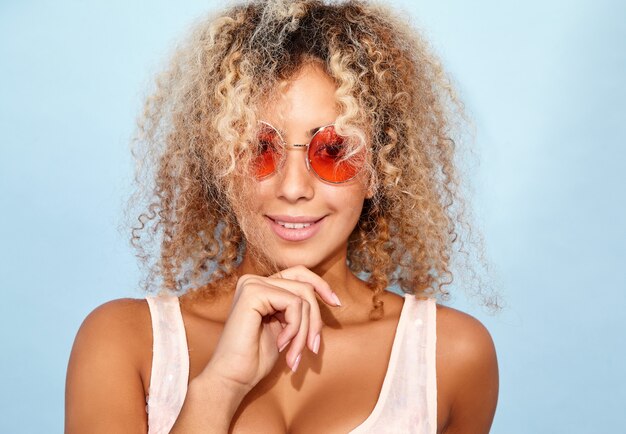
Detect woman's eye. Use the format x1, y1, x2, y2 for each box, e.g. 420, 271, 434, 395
316, 142, 345, 159
257, 139, 272, 154
255, 130, 279, 155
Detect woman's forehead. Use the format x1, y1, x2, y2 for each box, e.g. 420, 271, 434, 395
256, 67, 340, 135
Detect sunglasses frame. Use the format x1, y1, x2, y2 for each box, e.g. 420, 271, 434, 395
255, 120, 364, 185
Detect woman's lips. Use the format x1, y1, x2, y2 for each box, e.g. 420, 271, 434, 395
265, 215, 326, 242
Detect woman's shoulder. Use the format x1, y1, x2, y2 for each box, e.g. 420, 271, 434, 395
434, 303, 499, 432
66, 298, 154, 431
435, 303, 495, 354
403, 294, 496, 368
78, 298, 152, 340
435, 303, 497, 380
69, 298, 153, 374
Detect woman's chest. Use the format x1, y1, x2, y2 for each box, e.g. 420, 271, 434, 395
142, 296, 447, 433
185, 319, 407, 433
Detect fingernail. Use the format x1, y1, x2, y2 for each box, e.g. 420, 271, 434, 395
312, 334, 320, 354
331, 291, 342, 306
292, 353, 302, 373
279, 339, 291, 353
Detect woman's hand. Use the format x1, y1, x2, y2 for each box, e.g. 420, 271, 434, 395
202, 265, 341, 394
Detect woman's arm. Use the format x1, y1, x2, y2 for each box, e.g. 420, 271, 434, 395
65, 299, 152, 433
437, 306, 499, 434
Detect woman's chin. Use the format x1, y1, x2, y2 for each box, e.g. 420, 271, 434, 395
240, 249, 320, 275
273, 255, 322, 272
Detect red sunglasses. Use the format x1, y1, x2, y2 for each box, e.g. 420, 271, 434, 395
252, 121, 365, 184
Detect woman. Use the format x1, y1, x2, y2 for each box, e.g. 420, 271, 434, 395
66, 0, 499, 433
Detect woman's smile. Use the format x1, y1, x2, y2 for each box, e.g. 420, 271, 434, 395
265, 214, 327, 242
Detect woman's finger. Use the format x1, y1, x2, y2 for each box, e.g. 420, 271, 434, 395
262, 277, 323, 354
283, 297, 310, 372
228, 281, 303, 345
264, 289, 302, 351
270, 265, 341, 307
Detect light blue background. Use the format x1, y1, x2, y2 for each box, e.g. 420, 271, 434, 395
1, 0, 624, 432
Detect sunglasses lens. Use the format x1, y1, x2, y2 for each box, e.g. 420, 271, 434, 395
309, 126, 364, 182
252, 124, 282, 178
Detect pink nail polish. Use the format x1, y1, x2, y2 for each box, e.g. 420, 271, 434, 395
331, 292, 342, 306
279, 339, 291, 353
312, 334, 320, 354
292, 353, 302, 372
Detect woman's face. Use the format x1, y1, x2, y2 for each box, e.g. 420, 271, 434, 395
243, 62, 371, 272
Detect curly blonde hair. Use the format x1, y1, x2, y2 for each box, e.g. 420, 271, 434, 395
128, 0, 498, 318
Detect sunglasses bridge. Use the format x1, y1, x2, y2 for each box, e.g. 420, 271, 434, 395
255, 121, 362, 184
276, 142, 313, 172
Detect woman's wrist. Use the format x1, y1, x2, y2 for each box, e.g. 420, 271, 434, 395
194, 366, 251, 406
170, 370, 250, 433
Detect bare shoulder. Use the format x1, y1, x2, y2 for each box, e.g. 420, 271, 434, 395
66, 298, 152, 433
81, 297, 151, 326
435, 304, 499, 434
436, 304, 496, 358
71, 298, 152, 365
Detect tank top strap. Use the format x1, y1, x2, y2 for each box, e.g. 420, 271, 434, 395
385, 294, 437, 433
145, 294, 189, 434
403, 295, 437, 433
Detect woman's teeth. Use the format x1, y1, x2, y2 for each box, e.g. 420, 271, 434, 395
276, 221, 312, 229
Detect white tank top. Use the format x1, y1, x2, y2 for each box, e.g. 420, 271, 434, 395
145, 292, 437, 433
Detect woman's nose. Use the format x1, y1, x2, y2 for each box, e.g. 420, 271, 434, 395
274, 146, 314, 202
